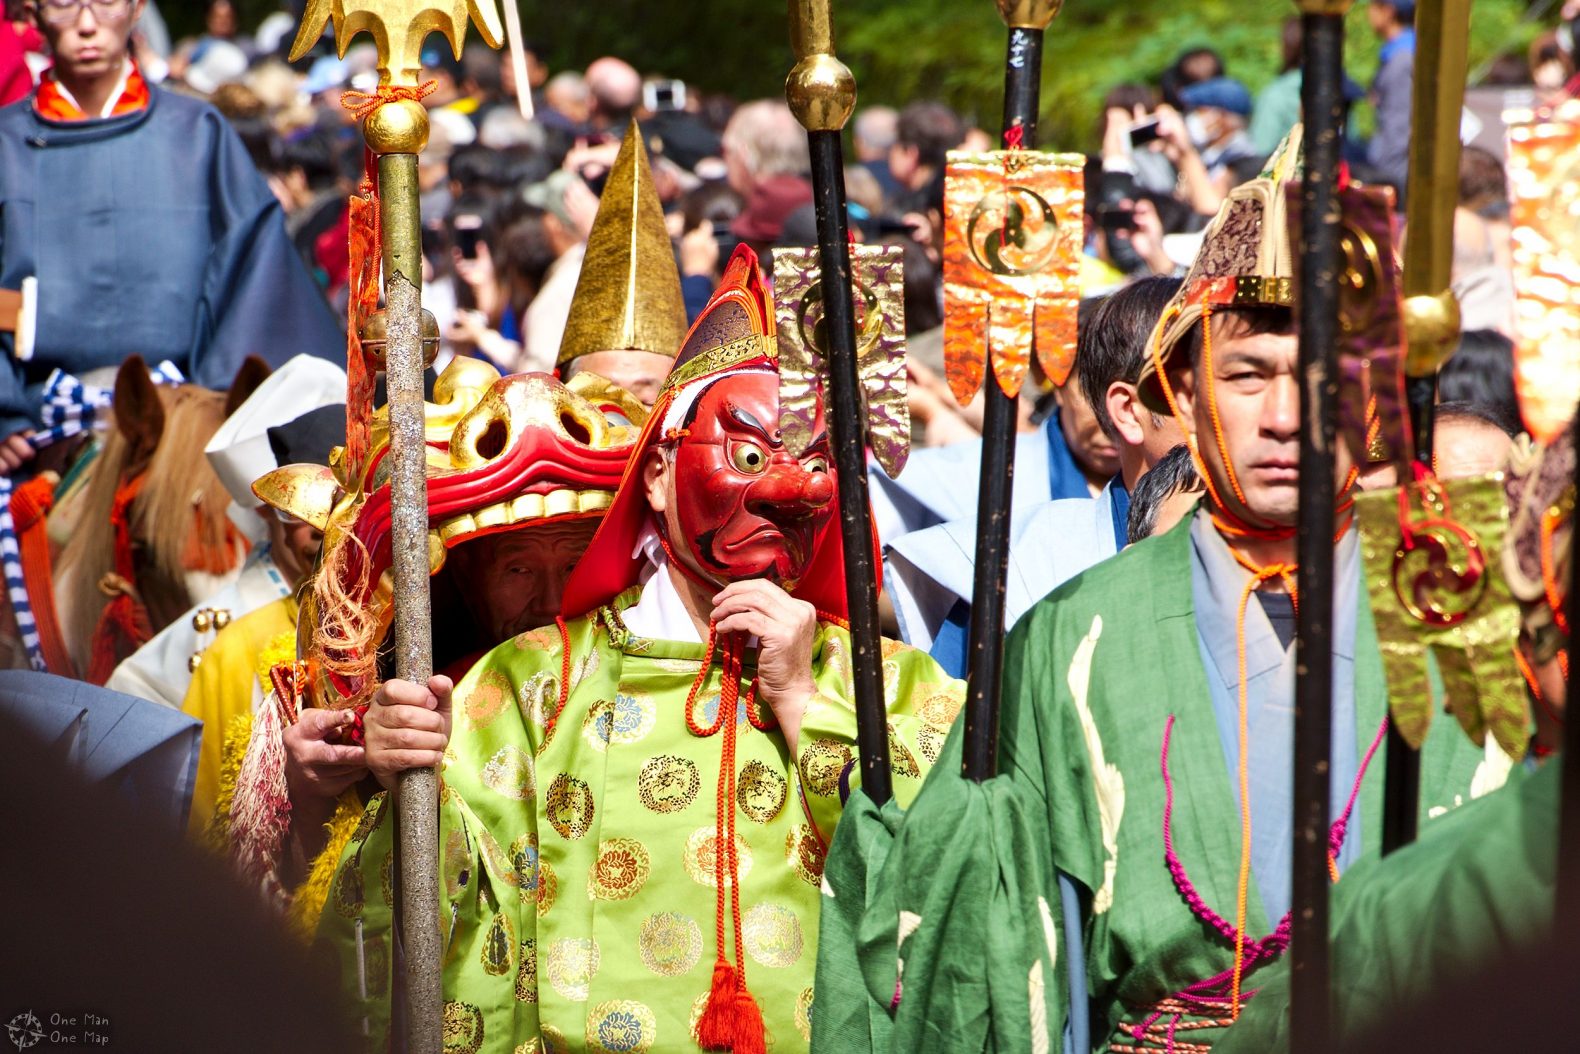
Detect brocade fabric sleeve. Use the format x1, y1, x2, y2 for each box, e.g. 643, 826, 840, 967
793, 624, 965, 846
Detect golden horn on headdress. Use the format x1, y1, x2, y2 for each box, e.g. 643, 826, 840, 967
556, 122, 689, 368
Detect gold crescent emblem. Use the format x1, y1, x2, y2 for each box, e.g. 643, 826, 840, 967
796, 279, 884, 360
966, 185, 1062, 276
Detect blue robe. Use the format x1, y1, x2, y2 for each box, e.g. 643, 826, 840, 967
0, 87, 342, 437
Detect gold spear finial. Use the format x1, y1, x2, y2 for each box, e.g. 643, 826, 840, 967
289, 0, 504, 87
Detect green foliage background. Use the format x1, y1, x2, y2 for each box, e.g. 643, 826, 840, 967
193, 0, 1544, 152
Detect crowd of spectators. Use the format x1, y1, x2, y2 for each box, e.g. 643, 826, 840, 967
1, 0, 1560, 459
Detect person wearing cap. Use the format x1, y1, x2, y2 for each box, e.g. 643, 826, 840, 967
0, 0, 342, 478
1176, 75, 1260, 194
1366, 0, 1416, 196
552, 121, 684, 407
103, 355, 343, 711
883, 279, 1183, 676
319, 246, 959, 1052
883, 130, 1485, 1053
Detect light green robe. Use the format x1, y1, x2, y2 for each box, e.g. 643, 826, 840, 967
317, 587, 962, 1053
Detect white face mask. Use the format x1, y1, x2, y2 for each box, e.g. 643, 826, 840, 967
1185, 111, 1213, 149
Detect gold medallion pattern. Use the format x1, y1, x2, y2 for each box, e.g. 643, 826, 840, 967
517, 671, 559, 728
589, 837, 651, 901
545, 937, 601, 1001
799, 738, 853, 797
442, 1000, 484, 1054
736, 759, 788, 822
507, 832, 540, 900
785, 824, 827, 887
540, 1026, 569, 1054
637, 911, 703, 976
516, 938, 538, 1002
743, 903, 804, 968
365, 935, 389, 997
380, 849, 394, 906
586, 1000, 657, 1054
795, 986, 814, 1042
482, 910, 516, 976
917, 689, 963, 727
512, 626, 559, 651
333, 857, 364, 917
478, 828, 511, 883
481, 744, 536, 800
351, 796, 384, 843
917, 723, 946, 765
546, 773, 596, 839
537, 858, 559, 917
888, 723, 921, 778
582, 691, 657, 751
444, 830, 471, 899
683, 827, 754, 887
463, 667, 511, 727
638, 754, 700, 813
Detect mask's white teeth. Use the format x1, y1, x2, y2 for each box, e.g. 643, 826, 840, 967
434, 489, 616, 544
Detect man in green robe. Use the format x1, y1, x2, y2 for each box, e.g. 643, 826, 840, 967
825, 130, 1488, 1053
319, 246, 961, 1053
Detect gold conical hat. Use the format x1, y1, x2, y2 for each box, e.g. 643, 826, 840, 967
556, 121, 688, 367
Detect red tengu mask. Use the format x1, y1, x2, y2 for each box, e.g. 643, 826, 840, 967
659, 370, 834, 589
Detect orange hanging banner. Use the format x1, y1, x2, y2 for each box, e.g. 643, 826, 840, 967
942, 149, 1083, 404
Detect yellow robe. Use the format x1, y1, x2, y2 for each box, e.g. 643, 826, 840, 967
180, 594, 297, 838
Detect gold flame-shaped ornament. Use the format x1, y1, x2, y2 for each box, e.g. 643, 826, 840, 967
1507, 99, 1580, 445
942, 150, 1083, 404
289, 0, 503, 86
772, 245, 910, 479
1356, 473, 1526, 757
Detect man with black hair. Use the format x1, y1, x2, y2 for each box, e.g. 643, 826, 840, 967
1433, 399, 1519, 479
1126, 442, 1203, 544
889, 100, 964, 196
884, 276, 1186, 674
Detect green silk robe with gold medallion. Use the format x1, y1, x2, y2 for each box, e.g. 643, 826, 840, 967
316, 587, 962, 1053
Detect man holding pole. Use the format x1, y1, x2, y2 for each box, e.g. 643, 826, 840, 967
859, 136, 1486, 1053
319, 248, 959, 1053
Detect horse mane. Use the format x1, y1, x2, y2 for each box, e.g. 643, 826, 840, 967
55, 384, 237, 673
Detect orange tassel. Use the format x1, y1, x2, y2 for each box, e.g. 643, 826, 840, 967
86, 588, 153, 685
695, 959, 739, 1050
731, 983, 767, 1054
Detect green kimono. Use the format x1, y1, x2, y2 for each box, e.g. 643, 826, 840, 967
828, 511, 1490, 1053
317, 587, 963, 1053
994, 511, 1490, 1050
1214, 759, 1554, 1051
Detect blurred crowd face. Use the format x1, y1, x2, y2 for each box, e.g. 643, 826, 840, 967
1053, 382, 1122, 483
263, 508, 323, 591
566, 351, 675, 409
1173, 312, 1352, 530
1433, 415, 1513, 480
35, 0, 143, 82
205, 0, 238, 40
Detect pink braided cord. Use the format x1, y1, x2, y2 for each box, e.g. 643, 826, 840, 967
1130, 713, 1389, 1043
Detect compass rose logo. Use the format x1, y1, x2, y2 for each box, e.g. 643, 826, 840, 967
6, 1009, 43, 1050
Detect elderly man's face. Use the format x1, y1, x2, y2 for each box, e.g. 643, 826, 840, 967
1433, 416, 1513, 480
36, 0, 142, 82
446, 519, 598, 642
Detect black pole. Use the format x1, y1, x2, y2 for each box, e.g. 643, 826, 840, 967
1289, 13, 1344, 1053
806, 129, 893, 807
961, 25, 1044, 783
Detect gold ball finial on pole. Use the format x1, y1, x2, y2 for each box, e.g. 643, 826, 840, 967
994, 0, 1064, 29
363, 98, 430, 156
